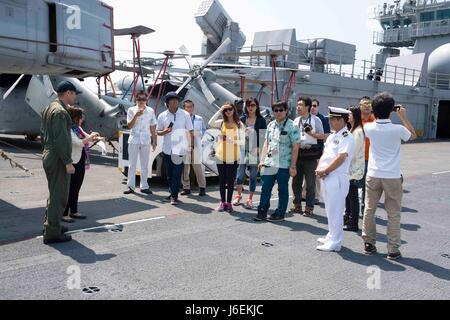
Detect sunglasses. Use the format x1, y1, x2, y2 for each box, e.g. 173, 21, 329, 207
137, 98, 147, 102
273, 108, 286, 113
248, 103, 257, 107
224, 108, 234, 113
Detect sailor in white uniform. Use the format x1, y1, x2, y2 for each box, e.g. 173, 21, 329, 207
315, 107, 355, 252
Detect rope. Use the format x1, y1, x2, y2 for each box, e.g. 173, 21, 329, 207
0, 150, 32, 174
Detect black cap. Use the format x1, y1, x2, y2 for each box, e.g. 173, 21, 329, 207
56, 81, 82, 94
164, 91, 180, 103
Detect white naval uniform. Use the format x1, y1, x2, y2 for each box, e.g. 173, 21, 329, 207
317, 126, 355, 250
127, 106, 157, 191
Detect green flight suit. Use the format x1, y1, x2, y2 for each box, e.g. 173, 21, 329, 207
41, 99, 73, 238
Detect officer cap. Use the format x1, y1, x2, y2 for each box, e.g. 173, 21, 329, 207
328, 107, 351, 118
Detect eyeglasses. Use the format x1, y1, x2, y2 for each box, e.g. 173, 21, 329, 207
273, 108, 286, 113
224, 108, 234, 113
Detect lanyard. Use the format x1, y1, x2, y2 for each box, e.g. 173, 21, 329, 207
299, 115, 312, 132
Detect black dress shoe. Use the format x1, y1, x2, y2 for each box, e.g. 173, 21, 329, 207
123, 188, 135, 195
141, 189, 153, 195
43, 234, 72, 245
253, 215, 267, 222
180, 189, 191, 196
343, 225, 359, 232
387, 251, 402, 261
199, 188, 206, 196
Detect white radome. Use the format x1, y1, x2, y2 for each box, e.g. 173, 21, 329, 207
428, 43, 450, 75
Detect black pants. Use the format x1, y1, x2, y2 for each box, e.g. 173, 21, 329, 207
345, 183, 360, 228
64, 152, 86, 216
292, 157, 318, 209
217, 162, 239, 203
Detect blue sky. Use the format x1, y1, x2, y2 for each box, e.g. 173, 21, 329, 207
108, 0, 392, 65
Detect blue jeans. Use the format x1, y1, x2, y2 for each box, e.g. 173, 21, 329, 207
257, 168, 290, 217
236, 164, 258, 193
164, 153, 184, 199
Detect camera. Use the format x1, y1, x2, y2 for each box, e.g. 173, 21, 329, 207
304, 124, 312, 133
394, 105, 402, 112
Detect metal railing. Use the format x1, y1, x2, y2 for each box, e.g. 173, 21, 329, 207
229, 42, 450, 90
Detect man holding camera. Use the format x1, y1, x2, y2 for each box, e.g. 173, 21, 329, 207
362, 92, 417, 260
291, 97, 325, 217
124, 91, 157, 195
157, 92, 193, 205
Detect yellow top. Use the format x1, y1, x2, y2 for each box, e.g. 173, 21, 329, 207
216, 122, 240, 163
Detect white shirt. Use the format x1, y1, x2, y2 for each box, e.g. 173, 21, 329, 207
349, 126, 365, 181
191, 114, 206, 157
157, 108, 194, 156
127, 106, 157, 145
365, 119, 411, 179
318, 127, 355, 175
294, 114, 324, 146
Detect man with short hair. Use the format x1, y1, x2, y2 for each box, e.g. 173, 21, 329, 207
316, 107, 355, 252
157, 92, 194, 205
41, 81, 80, 244
291, 96, 324, 217
255, 101, 300, 222
124, 91, 157, 195
362, 92, 417, 260
308, 98, 330, 204
181, 100, 207, 197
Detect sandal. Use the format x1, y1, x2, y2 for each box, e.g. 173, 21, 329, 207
232, 195, 242, 206
61, 216, 75, 223
243, 199, 253, 210
289, 205, 303, 214
69, 213, 87, 220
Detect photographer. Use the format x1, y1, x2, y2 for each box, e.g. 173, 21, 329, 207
362, 92, 417, 260
291, 96, 324, 217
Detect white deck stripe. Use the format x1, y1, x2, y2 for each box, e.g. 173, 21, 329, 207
432, 171, 450, 175
36, 216, 166, 239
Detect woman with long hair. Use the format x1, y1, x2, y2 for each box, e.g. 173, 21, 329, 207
208, 102, 244, 213
233, 97, 267, 209
344, 106, 365, 232
62, 107, 103, 223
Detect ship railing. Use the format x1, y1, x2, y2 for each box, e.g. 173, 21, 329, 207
411, 18, 450, 37
230, 43, 450, 89
372, 29, 414, 45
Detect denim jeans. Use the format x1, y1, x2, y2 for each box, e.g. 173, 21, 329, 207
236, 164, 258, 193
257, 167, 290, 217
163, 153, 184, 200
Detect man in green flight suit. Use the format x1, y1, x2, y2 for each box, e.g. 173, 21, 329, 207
41, 81, 81, 244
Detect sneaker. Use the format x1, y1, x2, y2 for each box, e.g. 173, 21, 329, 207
141, 189, 153, 195
123, 188, 135, 195
180, 189, 191, 196
43, 234, 72, 245
226, 203, 234, 213
289, 205, 303, 214
268, 214, 285, 222
254, 208, 268, 221
232, 195, 242, 206
387, 251, 402, 261
199, 188, 206, 197
243, 199, 253, 210
163, 196, 172, 203
217, 203, 226, 212
364, 243, 377, 255
171, 198, 179, 206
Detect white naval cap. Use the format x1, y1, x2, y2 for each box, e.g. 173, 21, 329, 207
328, 107, 351, 118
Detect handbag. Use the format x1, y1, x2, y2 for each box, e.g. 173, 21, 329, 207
299, 144, 323, 160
